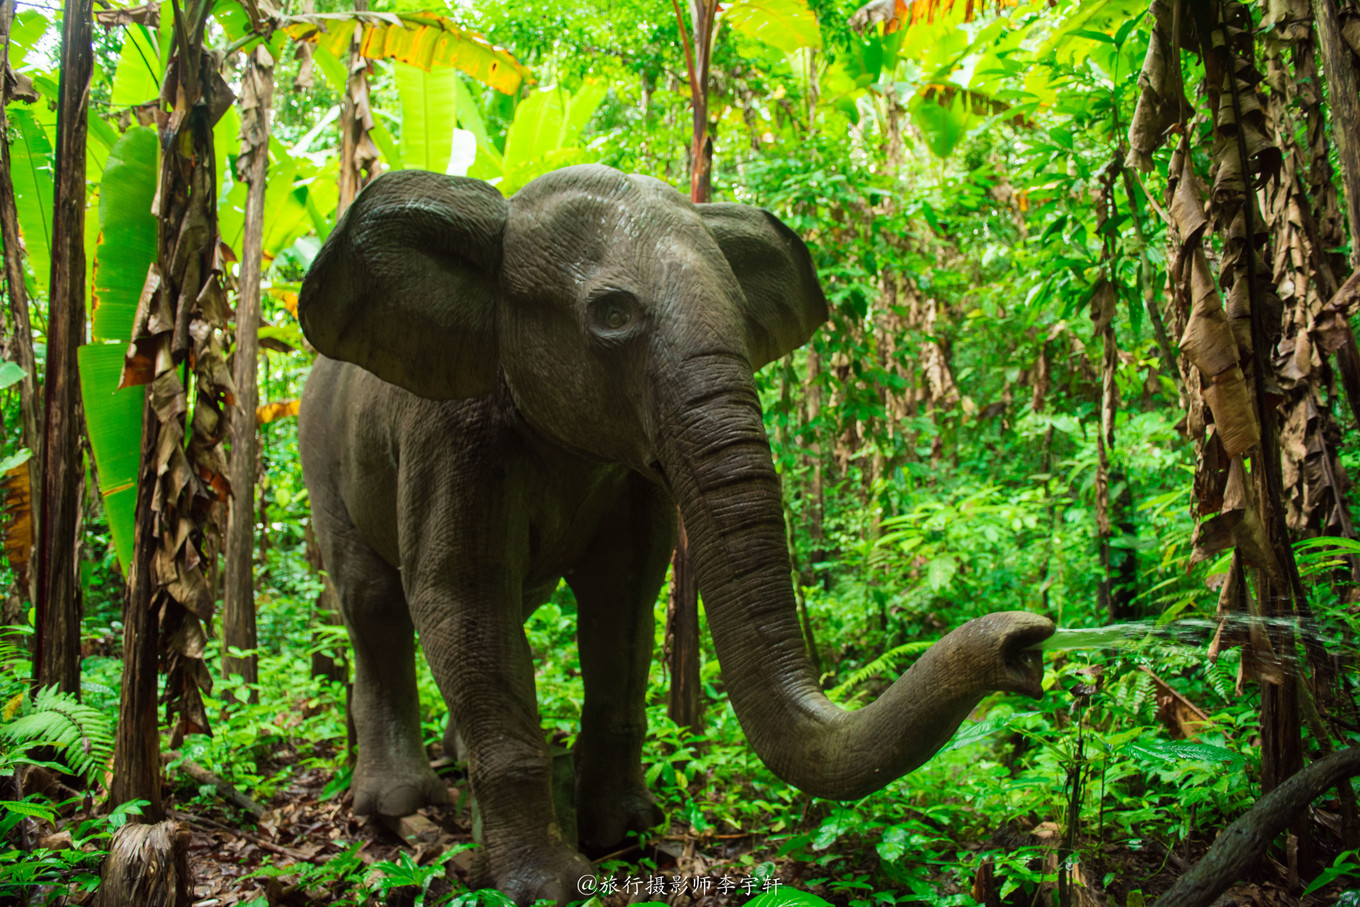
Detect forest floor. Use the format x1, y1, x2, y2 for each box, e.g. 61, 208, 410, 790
155, 740, 1323, 907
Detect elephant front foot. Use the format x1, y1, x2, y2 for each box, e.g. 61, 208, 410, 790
576, 783, 664, 853
473, 837, 594, 907
351, 761, 449, 818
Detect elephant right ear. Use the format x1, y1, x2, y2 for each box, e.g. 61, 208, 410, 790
299, 170, 508, 400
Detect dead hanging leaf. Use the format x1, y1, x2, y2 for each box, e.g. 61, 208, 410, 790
1192, 429, 1231, 514
1202, 366, 1259, 457
850, 0, 908, 32
1126, 0, 1186, 171
2, 465, 32, 585
94, 2, 161, 29
1179, 251, 1238, 377
256, 400, 301, 424
3, 62, 37, 103
1191, 457, 1275, 572
293, 41, 315, 92
1313, 268, 1360, 354
1208, 551, 1246, 660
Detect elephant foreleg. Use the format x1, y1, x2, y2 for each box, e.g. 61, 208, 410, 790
415, 588, 591, 905
568, 479, 675, 852
324, 528, 447, 817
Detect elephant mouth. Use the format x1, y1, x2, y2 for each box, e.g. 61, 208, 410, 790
640, 458, 671, 492
1003, 622, 1054, 699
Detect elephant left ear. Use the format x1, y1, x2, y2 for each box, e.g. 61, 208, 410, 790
700, 204, 829, 370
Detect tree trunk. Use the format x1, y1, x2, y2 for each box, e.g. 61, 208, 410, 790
1313, 0, 1360, 272
0, 0, 41, 607
111, 0, 234, 815
110, 408, 163, 818
664, 0, 720, 732
97, 820, 192, 907
337, 0, 378, 216
33, 0, 93, 697
223, 45, 274, 694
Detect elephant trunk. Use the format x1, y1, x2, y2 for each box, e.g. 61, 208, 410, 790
657, 353, 1053, 800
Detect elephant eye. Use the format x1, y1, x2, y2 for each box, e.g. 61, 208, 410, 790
588, 291, 642, 340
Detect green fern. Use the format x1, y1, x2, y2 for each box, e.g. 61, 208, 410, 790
1110, 671, 1156, 723
827, 641, 932, 703
1, 685, 115, 784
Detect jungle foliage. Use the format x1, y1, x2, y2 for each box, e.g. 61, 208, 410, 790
2, 0, 1360, 903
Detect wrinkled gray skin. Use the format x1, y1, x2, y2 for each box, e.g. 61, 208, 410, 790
297, 165, 1055, 905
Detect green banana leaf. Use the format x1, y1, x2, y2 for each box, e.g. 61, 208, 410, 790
471, 82, 605, 195
7, 107, 54, 295
91, 127, 158, 344
396, 61, 461, 173
82, 127, 161, 573
78, 343, 144, 575
109, 19, 163, 109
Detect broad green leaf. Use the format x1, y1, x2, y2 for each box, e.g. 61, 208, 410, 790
1122, 740, 1240, 765
723, 0, 822, 54
311, 45, 349, 94
6, 11, 50, 70
79, 343, 145, 574
92, 127, 158, 344
218, 180, 248, 260
0, 361, 26, 389
0, 798, 57, 822
110, 23, 161, 109
743, 888, 833, 906
300, 162, 340, 239
86, 108, 119, 175
451, 75, 493, 153
395, 61, 461, 172
214, 103, 241, 203
283, 12, 532, 95
942, 711, 1040, 752
0, 449, 31, 473
370, 118, 405, 171
498, 83, 604, 194
83, 188, 99, 316
8, 107, 54, 293
909, 90, 970, 159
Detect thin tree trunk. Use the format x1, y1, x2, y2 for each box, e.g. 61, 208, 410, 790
223, 45, 274, 694
112, 0, 234, 815
337, 0, 377, 216
1313, 0, 1360, 273
0, 0, 40, 606
664, 0, 720, 732
806, 346, 825, 575
33, 0, 93, 697
112, 390, 163, 817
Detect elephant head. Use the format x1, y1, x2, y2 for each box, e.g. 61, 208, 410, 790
299, 165, 1053, 800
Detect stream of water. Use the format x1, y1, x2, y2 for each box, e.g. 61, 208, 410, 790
1031, 615, 1355, 655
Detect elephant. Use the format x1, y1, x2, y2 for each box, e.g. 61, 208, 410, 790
296, 164, 1055, 904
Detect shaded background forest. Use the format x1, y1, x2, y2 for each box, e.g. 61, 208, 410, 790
2, 0, 1360, 902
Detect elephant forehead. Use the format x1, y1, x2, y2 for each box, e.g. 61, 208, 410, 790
503, 185, 711, 293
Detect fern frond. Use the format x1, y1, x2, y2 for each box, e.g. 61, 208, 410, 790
1, 686, 115, 783
827, 640, 932, 702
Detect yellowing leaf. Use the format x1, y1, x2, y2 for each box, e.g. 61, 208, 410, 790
257, 400, 301, 425
282, 12, 532, 95
724, 0, 823, 53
